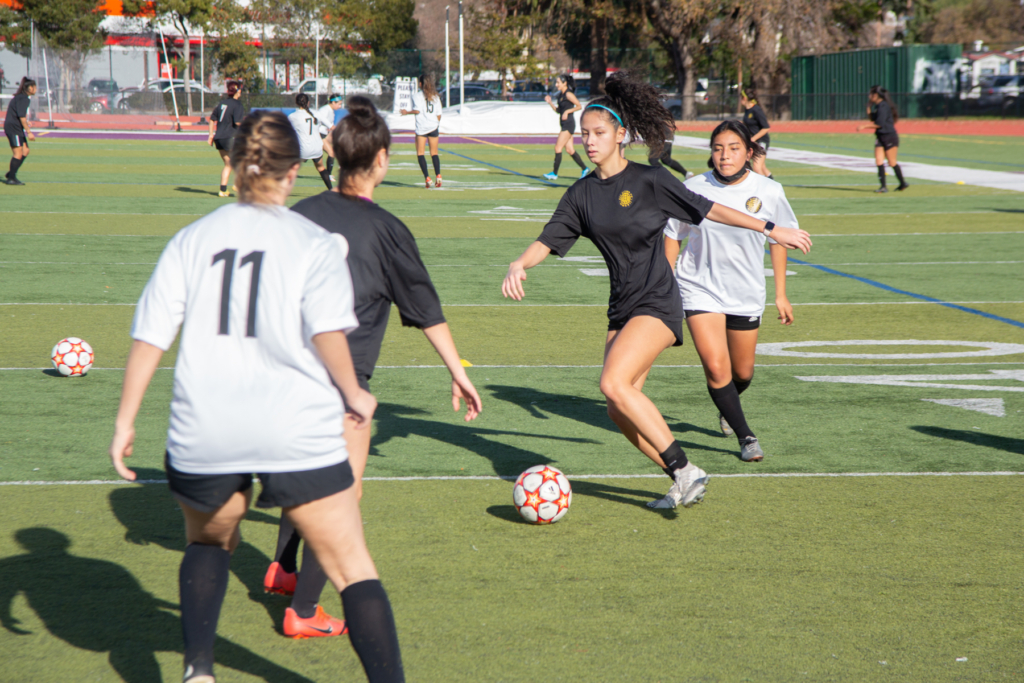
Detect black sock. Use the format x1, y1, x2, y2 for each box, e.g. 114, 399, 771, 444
274, 518, 301, 574
431, 154, 440, 177
662, 467, 676, 481
664, 158, 688, 175
659, 441, 689, 473
552, 152, 562, 174
734, 376, 752, 395
291, 542, 329, 619
707, 382, 754, 440
893, 164, 905, 185
417, 155, 429, 178
877, 165, 886, 187
219, 184, 227, 192
342, 579, 405, 683
180, 543, 231, 680
8, 156, 23, 178
319, 168, 332, 190
326, 156, 334, 175
570, 151, 587, 170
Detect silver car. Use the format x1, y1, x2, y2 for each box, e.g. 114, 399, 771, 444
977, 74, 1022, 108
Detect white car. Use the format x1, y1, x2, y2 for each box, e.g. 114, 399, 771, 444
290, 77, 382, 96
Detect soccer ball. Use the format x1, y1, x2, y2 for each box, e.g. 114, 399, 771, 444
512, 465, 572, 524
51, 337, 94, 377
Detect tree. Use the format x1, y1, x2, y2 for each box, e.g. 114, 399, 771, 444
909, 0, 1024, 46
207, 2, 261, 90
465, 3, 542, 93
20, 0, 107, 111
124, 0, 215, 114
644, 0, 716, 119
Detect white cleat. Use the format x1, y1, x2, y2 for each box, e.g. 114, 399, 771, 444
647, 464, 708, 509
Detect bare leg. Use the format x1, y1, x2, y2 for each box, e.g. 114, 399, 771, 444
726, 327, 759, 383
218, 149, 232, 189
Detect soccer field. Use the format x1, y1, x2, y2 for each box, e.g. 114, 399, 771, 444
1, 134, 1023, 682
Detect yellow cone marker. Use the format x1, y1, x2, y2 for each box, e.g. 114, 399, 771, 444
460, 359, 473, 367
956, 181, 965, 185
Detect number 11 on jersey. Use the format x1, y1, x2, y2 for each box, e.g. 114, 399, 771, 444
212, 248, 265, 337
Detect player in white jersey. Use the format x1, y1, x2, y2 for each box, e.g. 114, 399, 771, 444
287, 93, 333, 190
664, 119, 798, 463
315, 94, 345, 178
109, 110, 405, 683
400, 74, 443, 188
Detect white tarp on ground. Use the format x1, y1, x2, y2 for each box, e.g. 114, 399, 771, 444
673, 134, 1024, 193
387, 100, 578, 136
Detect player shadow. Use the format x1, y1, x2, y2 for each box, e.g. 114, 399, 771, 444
173, 186, 222, 197
41, 369, 63, 377
371, 402, 597, 478
569, 479, 680, 516
993, 209, 1024, 213
0, 527, 314, 683
911, 426, 1024, 456
107, 472, 290, 632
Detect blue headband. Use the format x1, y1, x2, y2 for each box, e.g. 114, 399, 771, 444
585, 104, 623, 126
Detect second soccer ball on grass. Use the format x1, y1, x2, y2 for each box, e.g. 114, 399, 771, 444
513, 465, 572, 524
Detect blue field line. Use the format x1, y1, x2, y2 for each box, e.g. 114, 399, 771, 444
439, 147, 560, 187
789, 256, 1024, 329
773, 138, 1024, 169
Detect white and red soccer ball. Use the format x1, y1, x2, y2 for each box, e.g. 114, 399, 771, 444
51, 337, 94, 376
513, 465, 572, 524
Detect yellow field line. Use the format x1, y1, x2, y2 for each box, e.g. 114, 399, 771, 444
454, 135, 528, 153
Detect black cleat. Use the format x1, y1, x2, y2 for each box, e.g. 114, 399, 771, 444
5, 177, 24, 185
874, 186, 888, 193
896, 183, 909, 191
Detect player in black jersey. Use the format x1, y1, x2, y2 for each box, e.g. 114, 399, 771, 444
857, 85, 908, 193
740, 88, 772, 178
263, 96, 482, 636
207, 80, 244, 197
502, 73, 812, 510
543, 75, 589, 180
4, 78, 35, 186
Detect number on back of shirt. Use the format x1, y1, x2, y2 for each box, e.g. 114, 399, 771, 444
426, 101, 434, 114
307, 116, 314, 135
212, 249, 265, 337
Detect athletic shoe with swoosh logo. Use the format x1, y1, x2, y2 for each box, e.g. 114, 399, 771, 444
263, 561, 297, 596
283, 605, 348, 639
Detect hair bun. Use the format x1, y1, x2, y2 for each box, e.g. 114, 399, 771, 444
345, 95, 376, 119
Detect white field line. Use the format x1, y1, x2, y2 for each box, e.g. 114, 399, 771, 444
8, 301, 1020, 307
2, 471, 1023, 486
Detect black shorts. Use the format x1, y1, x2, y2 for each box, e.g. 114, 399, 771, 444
875, 132, 899, 150
560, 117, 576, 135
684, 309, 761, 331
608, 310, 685, 347
6, 131, 27, 149
419, 128, 439, 138
759, 134, 770, 151
165, 453, 355, 513
213, 137, 233, 152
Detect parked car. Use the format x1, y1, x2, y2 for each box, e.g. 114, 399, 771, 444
663, 79, 710, 119
978, 74, 1022, 108
290, 77, 383, 96
87, 78, 119, 93
442, 85, 498, 107
510, 80, 549, 102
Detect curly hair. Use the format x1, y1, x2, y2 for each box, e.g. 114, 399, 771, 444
583, 72, 674, 157
230, 110, 301, 203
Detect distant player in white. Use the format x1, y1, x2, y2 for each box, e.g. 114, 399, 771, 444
664, 119, 798, 463
287, 93, 333, 190
315, 94, 345, 178
399, 74, 443, 188
109, 110, 405, 683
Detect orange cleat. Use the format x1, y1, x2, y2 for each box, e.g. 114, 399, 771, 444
425, 177, 433, 189
263, 561, 296, 596
284, 605, 348, 639
434, 175, 442, 188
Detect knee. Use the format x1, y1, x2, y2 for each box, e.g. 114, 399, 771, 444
599, 377, 627, 408
703, 360, 732, 387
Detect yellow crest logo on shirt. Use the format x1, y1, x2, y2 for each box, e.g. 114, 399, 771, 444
745, 196, 763, 213
619, 190, 634, 208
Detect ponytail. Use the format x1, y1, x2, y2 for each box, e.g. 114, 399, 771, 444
230, 110, 301, 204
558, 74, 575, 93
295, 92, 312, 113
16, 77, 36, 96
583, 72, 674, 157
870, 85, 899, 123
331, 95, 391, 194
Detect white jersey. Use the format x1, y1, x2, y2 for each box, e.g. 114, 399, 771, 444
664, 171, 796, 317
132, 203, 359, 475
314, 104, 335, 136
411, 90, 441, 135
288, 109, 325, 160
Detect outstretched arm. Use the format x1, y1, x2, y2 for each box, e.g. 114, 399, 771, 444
110, 340, 164, 481
422, 323, 482, 421
705, 203, 812, 254
502, 241, 553, 300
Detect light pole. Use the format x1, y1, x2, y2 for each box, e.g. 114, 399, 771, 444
445, 6, 450, 108
458, 1, 464, 112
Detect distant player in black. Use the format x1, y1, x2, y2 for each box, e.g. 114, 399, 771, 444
857, 85, 908, 193
4, 77, 36, 186
543, 75, 589, 180
502, 72, 813, 510
647, 131, 690, 178
263, 95, 482, 637
207, 80, 244, 197
740, 87, 772, 178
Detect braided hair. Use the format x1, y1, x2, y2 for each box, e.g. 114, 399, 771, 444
230, 110, 300, 203
583, 72, 674, 157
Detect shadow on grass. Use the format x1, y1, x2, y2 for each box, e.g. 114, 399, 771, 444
569, 479, 678, 517
107, 473, 288, 632
911, 426, 1024, 456
485, 505, 531, 524
371, 402, 596, 478
0, 527, 313, 683
173, 186, 221, 197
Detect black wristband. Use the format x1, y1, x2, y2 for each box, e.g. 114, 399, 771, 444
763, 221, 776, 235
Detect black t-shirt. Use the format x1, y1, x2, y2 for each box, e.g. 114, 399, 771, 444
210, 98, 244, 140
556, 92, 574, 116
290, 191, 446, 380
4, 93, 30, 134
539, 162, 714, 325
743, 104, 769, 138
871, 101, 896, 136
